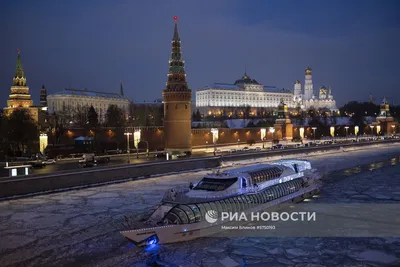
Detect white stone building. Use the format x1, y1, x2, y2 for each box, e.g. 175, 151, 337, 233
196, 73, 294, 112
195, 67, 338, 114
294, 66, 338, 111
47, 85, 130, 122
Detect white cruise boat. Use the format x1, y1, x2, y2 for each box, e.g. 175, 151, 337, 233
121, 160, 321, 246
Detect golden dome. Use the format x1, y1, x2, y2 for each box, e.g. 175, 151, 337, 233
305, 66, 312, 75
295, 80, 301, 84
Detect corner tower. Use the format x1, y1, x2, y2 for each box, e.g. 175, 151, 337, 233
162, 16, 192, 155
4, 49, 38, 121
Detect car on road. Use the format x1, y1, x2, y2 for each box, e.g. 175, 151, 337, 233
294, 144, 305, 148
154, 152, 166, 158
96, 157, 110, 164
271, 144, 285, 149
26, 160, 46, 168
81, 161, 97, 168
43, 159, 56, 165
242, 147, 250, 151
229, 149, 237, 153
255, 147, 262, 151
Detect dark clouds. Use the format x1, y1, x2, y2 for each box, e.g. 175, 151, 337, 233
1, 0, 399, 106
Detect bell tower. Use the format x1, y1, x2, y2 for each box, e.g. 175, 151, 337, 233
162, 16, 192, 155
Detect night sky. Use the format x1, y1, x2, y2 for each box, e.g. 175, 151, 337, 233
1, 0, 399, 107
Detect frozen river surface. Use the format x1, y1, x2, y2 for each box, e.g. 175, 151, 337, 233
1, 144, 400, 266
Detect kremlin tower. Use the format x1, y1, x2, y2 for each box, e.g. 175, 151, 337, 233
162, 16, 192, 155
4, 49, 38, 121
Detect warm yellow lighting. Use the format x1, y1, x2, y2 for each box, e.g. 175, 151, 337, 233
330, 126, 335, 137
134, 129, 141, 148
39, 134, 48, 153
300, 127, 304, 138
260, 128, 266, 140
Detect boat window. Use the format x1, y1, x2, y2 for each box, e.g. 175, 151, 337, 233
236, 196, 246, 210
241, 178, 247, 188
194, 177, 238, 191
217, 200, 227, 213
254, 193, 262, 204
171, 207, 189, 224
232, 197, 242, 211
293, 164, 298, 173
196, 203, 207, 219
228, 197, 238, 213
202, 202, 213, 216
189, 204, 202, 222
222, 199, 233, 212
180, 205, 196, 223
164, 211, 182, 225
265, 189, 274, 201
214, 201, 224, 213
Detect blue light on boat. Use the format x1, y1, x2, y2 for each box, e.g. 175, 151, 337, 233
184, 228, 187, 232
146, 234, 159, 246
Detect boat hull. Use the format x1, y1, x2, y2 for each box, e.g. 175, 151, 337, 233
121, 184, 321, 246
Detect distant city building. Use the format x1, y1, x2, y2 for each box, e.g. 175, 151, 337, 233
195, 66, 337, 115
3, 49, 39, 121
47, 81, 130, 122
294, 66, 337, 111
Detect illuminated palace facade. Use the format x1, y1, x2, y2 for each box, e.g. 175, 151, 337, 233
47, 82, 130, 123
195, 66, 337, 115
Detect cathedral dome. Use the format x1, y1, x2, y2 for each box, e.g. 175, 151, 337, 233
320, 85, 326, 89
234, 73, 259, 85
305, 66, 312, 75
295, 80, 301, 84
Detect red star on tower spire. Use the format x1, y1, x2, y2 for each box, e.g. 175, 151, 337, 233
17, 48, 20, 53
173, 16, 178, 21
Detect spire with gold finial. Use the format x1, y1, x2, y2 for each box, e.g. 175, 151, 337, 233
165, 16, 189, 91
13, 48, 27, 86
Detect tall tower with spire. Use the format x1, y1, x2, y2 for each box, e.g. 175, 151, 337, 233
4, 49, 38, 121
304, 66, 313, 100
162, 16, 192, 155
40, 84, 47, 107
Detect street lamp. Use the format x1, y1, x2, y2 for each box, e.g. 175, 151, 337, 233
370, 125, 375, 136
206, 141, 208, 152
211, 128, 218, 155
124, 131, 132, 163
134, 130, 141, 158
312, 127, 317, 141
237, 139, 240, 148
345, 126, 349, 141
392, 125, 396, 134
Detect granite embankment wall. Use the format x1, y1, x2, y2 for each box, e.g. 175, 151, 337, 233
0, 140, 399, 199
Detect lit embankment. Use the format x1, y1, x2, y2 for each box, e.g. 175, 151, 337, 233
0, 139, 399, 200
